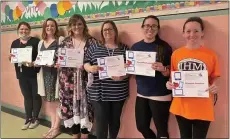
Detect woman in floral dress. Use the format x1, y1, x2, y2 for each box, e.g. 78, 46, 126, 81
58, 14, 98, 139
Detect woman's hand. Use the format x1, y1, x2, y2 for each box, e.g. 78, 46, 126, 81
45, 64, 54, 67
90, 65, 100, 73
206, 82, 218, 94
8, 54, 14, 61
54, 63, 60, 68
22, 62, 34, 67
152, 62, 166, 72
33, 62, 41, 67
166, 81, 175, 90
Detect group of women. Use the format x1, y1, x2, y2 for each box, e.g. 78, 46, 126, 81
9, 13, 220, 139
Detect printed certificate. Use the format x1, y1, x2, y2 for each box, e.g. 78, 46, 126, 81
97, 55, 126, 79
11, 48, 32, 63
35, 50, 55, 65
57, 48, 84, 68
172, 70, 209, 98
126, 51, 156, 77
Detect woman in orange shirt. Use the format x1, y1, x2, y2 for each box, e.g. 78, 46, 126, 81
166, 17, 220, 139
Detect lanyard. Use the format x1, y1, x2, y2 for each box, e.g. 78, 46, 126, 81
107, 48, 115, 56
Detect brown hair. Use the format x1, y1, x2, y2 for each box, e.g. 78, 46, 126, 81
183, 16, 204, 32
17, 21, 31, 32
100, 20, 119, 46
67, 14, 90, 38
41, 18, 59, 40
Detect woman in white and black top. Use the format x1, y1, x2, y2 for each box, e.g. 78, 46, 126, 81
84, 20, 129, 139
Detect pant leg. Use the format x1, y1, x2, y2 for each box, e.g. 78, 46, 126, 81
193, 119, 210, 139
108, 100, 125, 139
30, 78, 42, 118
175, 115, 192, 139
18, 78, 33, 119
92, 101, 109, 139
72, 124, 81, 135
149, 100, 171, 138
135, 96, 156, 139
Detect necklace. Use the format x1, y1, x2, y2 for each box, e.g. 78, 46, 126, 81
105, 44, 117, 56
72, 38, 83, 49
107, 48, 115, 56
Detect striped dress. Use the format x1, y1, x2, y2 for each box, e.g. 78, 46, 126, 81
84, 42, 129, 101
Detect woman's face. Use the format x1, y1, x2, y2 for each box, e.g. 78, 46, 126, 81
142, 18, 159, 40
18, 24, 30, 38
45, 20, 56, 36
183, 21, 204, 45
102, 23, 115, 42
71, 19, 84, 36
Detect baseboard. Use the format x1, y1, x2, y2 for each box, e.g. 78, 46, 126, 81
1, 104, 97, 139
1, 105, 72, 135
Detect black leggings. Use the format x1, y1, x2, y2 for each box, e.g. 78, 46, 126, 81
72, 124, 89, 134
92, 100, 125, 139
18, 78, 42, 119
135, 96, 171, 139
175, 115, 210, 139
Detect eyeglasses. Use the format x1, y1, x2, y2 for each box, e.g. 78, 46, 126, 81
103, 28, 113, 32
142, 24, 158, 30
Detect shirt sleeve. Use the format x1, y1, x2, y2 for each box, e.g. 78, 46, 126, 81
210, 53, 221, 79
84, 38, 98, 64
130, 43, 136, 51
170, 52, 176, 72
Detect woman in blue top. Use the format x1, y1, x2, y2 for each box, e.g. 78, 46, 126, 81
131, 15, 172, 139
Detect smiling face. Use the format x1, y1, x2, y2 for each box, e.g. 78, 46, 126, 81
183, 21, 204, 46
71, 19, 84, 36
18, 24, 30, 38
45, 20, 56, 37
102, 23, 115, 42
142, 18, 159, 40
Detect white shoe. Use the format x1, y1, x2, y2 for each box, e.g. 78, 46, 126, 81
21, 119, 31, 130
28, 119, 40, 129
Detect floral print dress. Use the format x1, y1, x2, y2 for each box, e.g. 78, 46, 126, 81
58, 36, 96, 131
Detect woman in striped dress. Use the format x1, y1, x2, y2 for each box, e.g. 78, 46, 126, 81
84, 20, 129, 139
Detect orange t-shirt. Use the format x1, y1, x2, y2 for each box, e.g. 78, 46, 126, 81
169, 46, 220, 121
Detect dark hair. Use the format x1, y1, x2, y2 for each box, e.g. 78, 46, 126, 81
42, 18, 59, 40
141, 15, 161, 40
101, 20, 119, 46
17, 21, 31, 31
183, 17, 204, 32
142, 15, 171, 63
67, 14, 90, 39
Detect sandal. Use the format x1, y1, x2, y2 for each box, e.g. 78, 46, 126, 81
45, 128, 61, 139
42, 128, 54, 138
